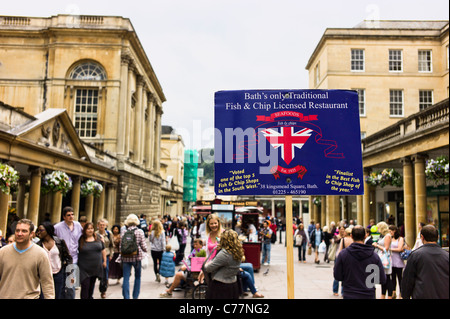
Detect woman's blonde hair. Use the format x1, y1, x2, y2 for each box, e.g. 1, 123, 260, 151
377, 222, 389, 236
124, 214, 140, 227
205, 213, 222, 236
152, 220, 163, 238
218, 229, 244, 261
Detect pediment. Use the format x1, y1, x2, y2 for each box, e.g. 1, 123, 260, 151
9, 108, 90, 161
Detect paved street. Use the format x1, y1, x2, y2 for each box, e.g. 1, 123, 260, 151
83, 231, 383, 299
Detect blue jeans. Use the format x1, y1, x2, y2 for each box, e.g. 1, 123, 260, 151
261, 243, 271, 264
333, 279, 343, 295
241, 270, 257, 294
240, 263, 254, 283
298, 242, 307, 261
122, 260, 142, 299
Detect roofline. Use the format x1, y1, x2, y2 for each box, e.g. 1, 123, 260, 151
305, 20, 449, 70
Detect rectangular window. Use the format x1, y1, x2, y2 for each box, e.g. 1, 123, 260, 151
351, 49, 365, 71
419, 90, 433, 111
389, 50, 403, 72
74, 88, 98, 138
353, 89, 366, 116
390, 89, 404, 117
418, 50, 432, 72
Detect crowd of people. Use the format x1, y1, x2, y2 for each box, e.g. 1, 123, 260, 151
0, 209, 269, 299
295, 217, 448, 299
0, 208, 448, 300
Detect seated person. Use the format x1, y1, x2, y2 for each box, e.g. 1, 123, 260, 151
159, 239, 204, 298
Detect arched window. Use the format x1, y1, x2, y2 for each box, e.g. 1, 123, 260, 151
69, 61, 106, 81
67, 61, 106, 138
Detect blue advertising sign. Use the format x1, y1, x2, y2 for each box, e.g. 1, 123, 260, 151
214, 89, 364, 196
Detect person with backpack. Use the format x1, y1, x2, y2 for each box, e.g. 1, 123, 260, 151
119, 214, 148, 299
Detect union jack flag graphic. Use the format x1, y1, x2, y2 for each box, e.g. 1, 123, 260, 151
261, 127, 313, 165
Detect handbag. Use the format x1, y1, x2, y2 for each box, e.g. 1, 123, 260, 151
328, 242, 337, 261
295, 234, 303, 247
377, 248, 391, 270
400, 241, 412, 260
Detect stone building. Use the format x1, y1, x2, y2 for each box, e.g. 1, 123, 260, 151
160, 125, 184, 217
0, 14, 166, 226
305, 20, 449, 247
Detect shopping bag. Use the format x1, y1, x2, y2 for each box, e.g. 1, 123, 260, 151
141, 254, 149, 269
328, 243, 337, 261
169, 235, 179, 251
190, 257, 206, 272
307, 246, 312, 255
378, 249, 391, 270
318, 242, 326, 253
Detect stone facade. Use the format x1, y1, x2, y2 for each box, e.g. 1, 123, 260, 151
0, 15, 166, 224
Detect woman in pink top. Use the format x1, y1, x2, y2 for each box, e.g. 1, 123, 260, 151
199, 214, 223, 283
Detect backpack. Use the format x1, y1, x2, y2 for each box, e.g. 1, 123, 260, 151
121, 228, 138, 257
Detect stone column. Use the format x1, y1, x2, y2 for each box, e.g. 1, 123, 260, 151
308, 196, 313, 223
16, 177, 28, 218
363, 168, 371, 227
321, 196, 327, 226
27, 167, 42, 227
146, 93, 155, 171
105, 184, 117, 225
0, 191, 9, 238
125, 63, 136, 158
117, 54, 130, 156
413, 154, 428, 227
71, 176, 81, 221
356, 195, 363, 226
134, 75, 144, 164
94, 183, 106, 223
402, 157, 415, 248
51, 190, 63, 224
154, 105, 163, 172
85, 194, 94, 223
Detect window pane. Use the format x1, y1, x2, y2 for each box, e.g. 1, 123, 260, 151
351, 49, 364, 71
418, 50, 432, 72
389, 50, 402, 71
419, 90, 433, 111
390, 90, 403, 116
74, 88, 99, 138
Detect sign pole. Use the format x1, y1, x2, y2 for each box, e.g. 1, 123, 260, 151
285, 195, 294, 299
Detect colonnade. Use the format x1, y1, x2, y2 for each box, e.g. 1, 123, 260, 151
0, 166, 117, 236
308, 153, 428, 247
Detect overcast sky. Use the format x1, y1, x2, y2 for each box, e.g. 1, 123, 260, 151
2, 0, 449, 150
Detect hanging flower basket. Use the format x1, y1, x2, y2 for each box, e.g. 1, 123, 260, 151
313, 197, 321, 206
365, 168, 403, 188
425, 156, 449, 185
81, 179, 103, 198
0, 163, 19, 195
42, 171, 73, 196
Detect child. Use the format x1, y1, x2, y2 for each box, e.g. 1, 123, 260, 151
159, 244, 176, 285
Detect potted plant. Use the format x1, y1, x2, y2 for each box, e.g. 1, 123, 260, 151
41, 170, 73, 196
0, 163, 20, 195
81, 179, 104, 198
425, 156, 449, 185
365, 168, 403, 188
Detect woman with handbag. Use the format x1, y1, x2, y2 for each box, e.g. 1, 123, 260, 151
373, 222, 393, 299
203, 229, 244, 299
294, 223, 308, 263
